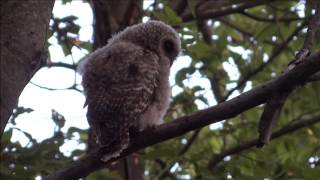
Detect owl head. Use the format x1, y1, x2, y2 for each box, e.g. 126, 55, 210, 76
109, 20, 181, 65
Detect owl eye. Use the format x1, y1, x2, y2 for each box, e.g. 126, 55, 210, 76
159, 36, 179, 63
163, 41, 174, 54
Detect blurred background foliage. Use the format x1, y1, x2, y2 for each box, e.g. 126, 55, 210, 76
1, 0, 320, 179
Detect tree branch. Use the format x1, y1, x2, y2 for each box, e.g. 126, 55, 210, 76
46, 52, 320, 179
217, 17, 281, 47
240, 11, 308, 23
155, 159, 179, 180
208, 114, 320, 170
29, 82, 82, 93
224, 21, 308, 99
257, 3, 320, 146
47, 62, 78, 71
181, 0, 277, 22
169, 0, 188, 16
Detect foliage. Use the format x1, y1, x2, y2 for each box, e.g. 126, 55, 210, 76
1, 109, 87, 179
1, 0, 320, 179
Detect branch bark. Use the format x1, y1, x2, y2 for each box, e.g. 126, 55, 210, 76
46, 52, 320, 179
90, 0, 143, 51
0, 0, 54, 137
257, 3, 320, 146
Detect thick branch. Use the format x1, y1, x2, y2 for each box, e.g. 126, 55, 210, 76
46, 52, 320, 179
91, 0, 143, 50
208, 114, 320, 169
257, 90, 290, 146
0, 0, 54, 137
257, 3, 320, 146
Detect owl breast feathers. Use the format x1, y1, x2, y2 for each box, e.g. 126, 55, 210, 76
81, 20, 181, 161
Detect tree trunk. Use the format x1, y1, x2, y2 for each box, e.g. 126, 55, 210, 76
0, 0, 54, 138
91, 0, 143, 50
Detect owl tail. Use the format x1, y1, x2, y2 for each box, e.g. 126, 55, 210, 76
91, 116, 130, 162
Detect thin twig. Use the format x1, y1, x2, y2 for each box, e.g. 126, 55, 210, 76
241, 11, 308, 23
225, 21, 308, 99
30, 82, 82, 93
178, 129, 201, 155
155, 159, 178, 180
181, 0, 276, 22
46, 62, 78, 70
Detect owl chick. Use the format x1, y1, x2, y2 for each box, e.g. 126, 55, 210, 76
81, 21, 180, 161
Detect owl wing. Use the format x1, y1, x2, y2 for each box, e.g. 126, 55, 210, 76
83, 42, 159, 158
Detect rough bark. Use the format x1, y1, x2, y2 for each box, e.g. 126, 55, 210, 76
0, 0, 54, 138
90, 0, 143, 51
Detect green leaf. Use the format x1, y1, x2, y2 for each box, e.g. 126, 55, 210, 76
62, 0, 72, 4
187, 41, 212, 59
61, 15, 78, 22
79, 41, 92, 52
163, 7, 182, 24
175, 67, 196, 87
144, 142, 177, 159
51, 110, 66, 129
196, 94, 209, 105
87, 169, 121, 180
62, 45, 71, 56
71, 149, 84, 157
1, 129, 13, 148
255, 24, 276, 42
152, 7, 182, 25
68, 24, 80, 34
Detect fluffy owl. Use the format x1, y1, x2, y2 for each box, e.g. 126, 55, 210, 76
81, 21, 181, 161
